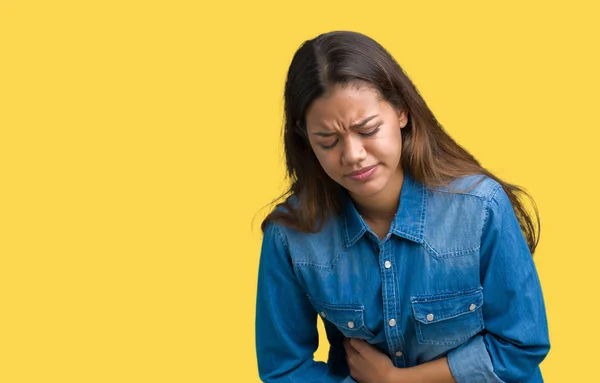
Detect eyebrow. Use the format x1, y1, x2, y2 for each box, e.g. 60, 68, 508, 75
312, 114, 379, 137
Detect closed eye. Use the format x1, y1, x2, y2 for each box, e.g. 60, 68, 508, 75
321, 139, 339, 149
359, 126, 380, 137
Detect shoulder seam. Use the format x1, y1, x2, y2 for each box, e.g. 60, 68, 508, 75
481, 183, 504, 237
269, 222, 290, 254
428, 176, 499, 200
485, 183, 504, 202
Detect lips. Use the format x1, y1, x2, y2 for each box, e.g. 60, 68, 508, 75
346, 165, 378, 181
347, 165, 377, 177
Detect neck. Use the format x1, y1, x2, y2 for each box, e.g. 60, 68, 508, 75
350, 167, 404, 221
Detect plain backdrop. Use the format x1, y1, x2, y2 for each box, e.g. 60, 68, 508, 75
1, 1, 598, 381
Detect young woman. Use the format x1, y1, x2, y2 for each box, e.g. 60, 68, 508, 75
255, 30, 550, 383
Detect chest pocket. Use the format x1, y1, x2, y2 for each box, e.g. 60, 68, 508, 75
411, 288, 484, 346
308, 296, 375, 340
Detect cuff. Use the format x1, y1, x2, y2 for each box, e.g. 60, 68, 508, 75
447, 335, 503, 383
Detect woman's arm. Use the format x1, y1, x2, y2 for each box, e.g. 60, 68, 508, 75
445, 185, 550, 382
416, 186, 550, 383
256, 223, 356, 383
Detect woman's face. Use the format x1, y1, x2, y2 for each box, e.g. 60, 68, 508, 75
305, 84, 408, 199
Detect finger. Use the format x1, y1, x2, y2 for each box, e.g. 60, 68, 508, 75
349, 338, 369, 354
344, 343, 363, 382
343, 339, 350, 355
351, 338, 384, 362
344, 339, 359, 358
343, 337, 350, 353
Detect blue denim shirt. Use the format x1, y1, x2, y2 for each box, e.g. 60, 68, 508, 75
255, 173, 550, 383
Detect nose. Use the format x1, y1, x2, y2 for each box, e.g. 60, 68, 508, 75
341, 135, 367, 166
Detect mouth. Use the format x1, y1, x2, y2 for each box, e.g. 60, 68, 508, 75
347, 165, 377, 176
346, 165, 378, 181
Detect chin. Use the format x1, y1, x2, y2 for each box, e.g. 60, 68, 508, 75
345, 181, 386, 198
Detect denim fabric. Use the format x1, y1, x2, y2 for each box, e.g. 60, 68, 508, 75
255, 172, 550, 383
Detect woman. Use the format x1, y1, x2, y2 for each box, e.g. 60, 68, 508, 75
255, 30, 550, 383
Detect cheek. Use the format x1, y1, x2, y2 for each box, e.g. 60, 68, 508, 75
313, 151, 341, 176
369, 133, 402, 161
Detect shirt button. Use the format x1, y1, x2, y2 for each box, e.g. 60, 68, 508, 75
320, 311, 327, 318
469, 304, 477, 311
347, 321, 355, 329
426, 313, 434, 322
388, 318, 396, 327
395, 351, 403, 357
384, 260, 392, 269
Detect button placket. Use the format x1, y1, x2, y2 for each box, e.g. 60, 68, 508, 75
379, 239, 406, 367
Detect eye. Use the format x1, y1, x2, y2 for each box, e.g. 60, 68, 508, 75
320, 139, 339, 149
359, 126, 380, 137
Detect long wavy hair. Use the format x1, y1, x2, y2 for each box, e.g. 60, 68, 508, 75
261, 31, 540, 255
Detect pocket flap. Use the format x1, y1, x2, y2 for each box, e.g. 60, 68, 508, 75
308, 297, 366, 331
411, 288, 483, 324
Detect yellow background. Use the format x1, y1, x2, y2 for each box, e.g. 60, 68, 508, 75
1, 1, 598, 381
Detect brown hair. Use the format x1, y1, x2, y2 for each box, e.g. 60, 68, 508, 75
261, 31, 540, 255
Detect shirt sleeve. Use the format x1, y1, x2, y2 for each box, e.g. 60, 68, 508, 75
255, 222, 357, 383
447, 185, 551, 383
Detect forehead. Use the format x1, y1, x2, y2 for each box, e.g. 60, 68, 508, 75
305, 84, 383, 130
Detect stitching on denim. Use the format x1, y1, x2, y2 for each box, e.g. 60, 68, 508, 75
481, 184, 503, 237
343, 215, 350, 248
429, 175, 493, 198
380, 242, 392, 356
348, 226, 366, 247
307, 296, 374, 338
273, 224, 290, 254
394, 231, 423, 242
328, 250, 346, 269
418, 185, 427, 238
389, 241, 400, 357
414, 305, 482, 323
422, 238, 480, 259
292, 261, 331, 269
411, 288, 485, 326
485, 182, 503, 201
421, 187, 482, 259
417, 321, 484, 346
422, 240, 439, 257
414, 302, 485, 346
292, 249, 347, 270
342, 210, 367, 249
392, 183, 426, 243
430, 189, 489, 204
426, 188, 489, 243
410, 287, 483, 302
432, 187, 490, 199
416, 316, 425, 344
307, 295, 365, 311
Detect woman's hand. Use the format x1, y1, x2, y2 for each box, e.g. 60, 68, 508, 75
343, 338, 400, 383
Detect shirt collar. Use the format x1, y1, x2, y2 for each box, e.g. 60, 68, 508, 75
342, 171, 426, 248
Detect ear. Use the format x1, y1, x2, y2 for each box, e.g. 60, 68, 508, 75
397, 108, 409, 129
